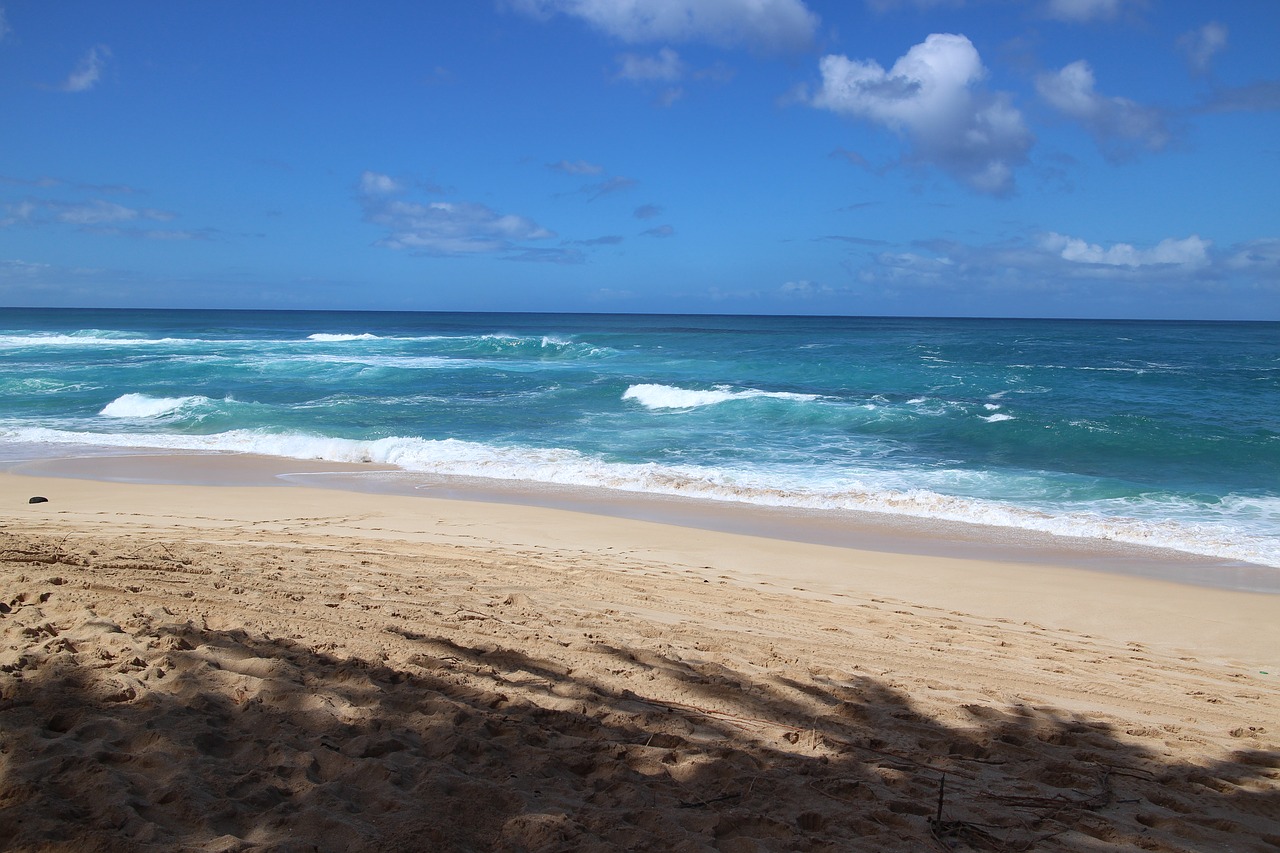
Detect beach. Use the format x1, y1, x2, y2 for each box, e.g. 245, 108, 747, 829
2, 463, 1278, 852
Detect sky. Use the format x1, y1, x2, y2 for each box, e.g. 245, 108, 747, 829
2, 0, 1279, 319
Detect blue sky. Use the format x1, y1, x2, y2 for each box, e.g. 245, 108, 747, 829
2, 0, 1279, 318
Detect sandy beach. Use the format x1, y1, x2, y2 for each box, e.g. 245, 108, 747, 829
2, 465, 1278, 852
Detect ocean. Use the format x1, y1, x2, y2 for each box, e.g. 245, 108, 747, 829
2, 307, 1278, 569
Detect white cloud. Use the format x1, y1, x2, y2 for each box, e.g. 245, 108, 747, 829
1041, 232, 1210, 268
0, 259, 53, 276
616, 47, 684, 82
653, 85, 684, 107
835, 231, 1277, 316
1042, 0, 1122, 23
358, 175, 561, 258
511, 0, 818, 51
809, 34, 1032, 195
4, 198, 175, 228
614, 48, 729, 106
358, 171, 405, 195
1178, 22, 1227, 74
0, 8, 11, 42
61, 45, 110, 93
370, 199, 553, 253
57, 200, 136, 225
779, 279, 837, 297
1036, 60, 1169, 158
57, 199, 174, 225
1, 200, 36, 227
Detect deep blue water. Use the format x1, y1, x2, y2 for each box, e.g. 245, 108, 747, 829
2, 307, 1278, 566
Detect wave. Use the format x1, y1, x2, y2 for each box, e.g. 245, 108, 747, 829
0, 332, 189, 348
306, 333, 382, 342
623, 384, 820, 410
99, 393, 214, 419
5, 378, 99, 394
4, 425, 1276, 568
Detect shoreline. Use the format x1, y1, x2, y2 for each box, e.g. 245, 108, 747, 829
3, 453, 1278, 850
4, 459, 1279, 667
7, 447, 1279, 595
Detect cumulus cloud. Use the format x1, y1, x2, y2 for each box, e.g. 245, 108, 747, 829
809, 34, 1032, 196
61, 45, 110, 93
642, 224, 675, 237
634, 203, 663, 219
510, 0, 818, 51
1036, 60, 1169, 159
1040, 232, 1210, 268
1042, 0, 1123, 23
358, 171, 564, 259
1178, 22, 1227, 74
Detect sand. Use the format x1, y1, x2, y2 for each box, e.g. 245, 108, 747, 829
1, 468, 1278, 852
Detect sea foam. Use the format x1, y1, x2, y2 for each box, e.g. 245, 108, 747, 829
4, 423, 1278, 568
624, 384, 819, 410
99, 393, 210, 418
306, 333, 381, 342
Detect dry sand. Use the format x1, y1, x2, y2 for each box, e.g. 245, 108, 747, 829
1, 469, 1278, 852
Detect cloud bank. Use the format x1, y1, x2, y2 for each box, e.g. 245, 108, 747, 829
854, 231, 1221, 296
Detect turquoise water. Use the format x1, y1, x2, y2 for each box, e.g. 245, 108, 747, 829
2, 308, 1278, 567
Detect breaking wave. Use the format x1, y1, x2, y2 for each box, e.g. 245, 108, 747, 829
624, 384, 820, 410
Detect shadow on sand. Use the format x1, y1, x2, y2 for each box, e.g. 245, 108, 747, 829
2, 609, 1278, 852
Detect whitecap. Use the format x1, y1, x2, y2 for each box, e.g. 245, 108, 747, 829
3, 425, 1277, 567
306, 333, 381, 342
623, 384, 819, 410
99, 393, 209, 418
